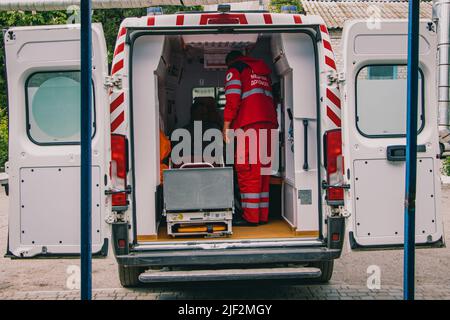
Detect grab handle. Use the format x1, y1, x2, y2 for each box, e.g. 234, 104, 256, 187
303, 119, 309, 170
180, 162, 214, 169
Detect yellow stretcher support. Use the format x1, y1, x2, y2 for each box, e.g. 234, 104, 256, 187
176, 224, 227, 233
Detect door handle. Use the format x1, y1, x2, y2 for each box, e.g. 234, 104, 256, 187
303, 119, 309, 170
322, 180, 350, 190
105, 185, 132, 195
386, 145, 426, 162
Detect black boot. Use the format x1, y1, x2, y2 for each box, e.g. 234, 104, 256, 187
233, 215, 258, 227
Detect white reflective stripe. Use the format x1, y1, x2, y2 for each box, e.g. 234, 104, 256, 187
260, 192, 270, 198
241, 193, 260, 199
265, 90, 273, 98
241, 88, 273, 99
226, 80, 242, 87
241, 202, 260, 209
259, 202, 269, 208
225, 88, 242, 95
241, 88, 263, 99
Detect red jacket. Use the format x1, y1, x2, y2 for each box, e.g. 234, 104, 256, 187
223, 56, 278, 129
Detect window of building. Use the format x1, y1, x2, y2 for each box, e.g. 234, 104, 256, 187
367, 65, 398, 80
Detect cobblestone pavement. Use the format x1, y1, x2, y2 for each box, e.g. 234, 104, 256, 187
1, 185, 450, 300
1, 284, 450, 300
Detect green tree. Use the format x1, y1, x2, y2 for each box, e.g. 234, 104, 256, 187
445, 157, 450, 176
0, 6, 202, 170
269, 0, 303, 13
92, 6, 202, 62
0, 109, 7, 170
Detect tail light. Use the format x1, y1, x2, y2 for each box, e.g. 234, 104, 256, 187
200, 13, 247, 25
117, 239, 127, 249
111, 134, 128, 207
324, 129, 344, 204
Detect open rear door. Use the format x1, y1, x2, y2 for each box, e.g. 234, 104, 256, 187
4, 24, 111, 257
341, 20, 443, 249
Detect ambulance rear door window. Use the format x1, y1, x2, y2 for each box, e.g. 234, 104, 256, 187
25, 71, 95, 145
355, 65, 424, 138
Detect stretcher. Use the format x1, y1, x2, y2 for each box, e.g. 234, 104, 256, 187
163, 162, 234, 237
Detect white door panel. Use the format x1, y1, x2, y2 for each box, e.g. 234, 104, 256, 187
341, 20, 443, 248
5, 24, 111, 257
352, 158, 436, 246
20, 167, 102, 246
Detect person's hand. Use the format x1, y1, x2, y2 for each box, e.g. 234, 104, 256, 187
223, 121, 231, 144
223, 129, 231, 144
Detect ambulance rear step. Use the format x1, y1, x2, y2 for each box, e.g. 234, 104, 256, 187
138, 267, 321, 283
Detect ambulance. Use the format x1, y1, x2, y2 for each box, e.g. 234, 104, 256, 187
2, 5, 444, 287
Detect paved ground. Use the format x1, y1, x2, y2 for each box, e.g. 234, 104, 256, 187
1, 185, 450, 300
1, 284, 450, 300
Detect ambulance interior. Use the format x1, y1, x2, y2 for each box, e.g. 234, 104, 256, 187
131, 31, 320, 242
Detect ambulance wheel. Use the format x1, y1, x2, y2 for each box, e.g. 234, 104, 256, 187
310, 260, 334, 283
118, 265, 145, 287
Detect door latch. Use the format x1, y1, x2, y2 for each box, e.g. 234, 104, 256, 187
321, 180, 350, 190
326, 70, 345, 86
105, 185, 132, 196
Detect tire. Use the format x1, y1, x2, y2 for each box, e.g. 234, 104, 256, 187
118, 264, 146, 288
309, 260, 334, 283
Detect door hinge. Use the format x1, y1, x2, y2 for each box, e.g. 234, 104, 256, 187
341, 208, 351, 218
104, 75, 122, 89
326, 71, 345, 86
105, 211, 127, 224
5, 30, 16, 43
321, 180, 350, 190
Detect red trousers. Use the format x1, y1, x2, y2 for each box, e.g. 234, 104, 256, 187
235, 122, 276, 223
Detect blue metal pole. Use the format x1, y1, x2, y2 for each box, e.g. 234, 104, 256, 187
80, 0, 92, 301
404, 0, 421, 301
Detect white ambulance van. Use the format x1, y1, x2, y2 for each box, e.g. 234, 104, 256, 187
3, 8, 444, 287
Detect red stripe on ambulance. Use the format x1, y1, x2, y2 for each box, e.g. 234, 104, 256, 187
293, 15, 302, 24
111, 111, 125, 132
263, 14, 273, 24
114, 42, 125, 57
117, 27, 126, 38
327, 107, 341, 127
322, 39, 332, 52
111, 59, 124, 75
327, 89, 341, 109
176, 15, 185, 25
110, 93, 124, 113
147, 16, 155, 26
325, 56, 336, 70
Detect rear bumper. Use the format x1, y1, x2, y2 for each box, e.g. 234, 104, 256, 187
116, 246, 342, 267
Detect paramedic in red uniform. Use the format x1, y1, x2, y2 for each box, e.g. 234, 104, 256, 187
222, 51, 278, 226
